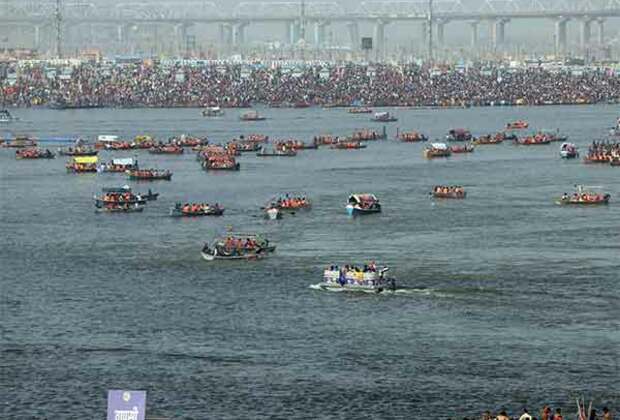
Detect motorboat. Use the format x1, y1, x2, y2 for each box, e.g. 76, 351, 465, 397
94, 187, 147, 207
348, 107, 373, 114
149, 144, 184, 155
330, 140, 367, 150
560, 142, 579, 159
95, 203, 145, 213
446, 129, 472, 142
346, 193, 381, 216
312, 266, 398, 293
371, 112, 397, 122
240, 110, 266, 121
202, 106, 224, 117
424, 142, 451, 158
97, 157, 138, 173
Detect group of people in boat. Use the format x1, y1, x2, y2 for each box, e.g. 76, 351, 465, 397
274, 195, 310, 210
584, 140, 620, 163
16, 148, 54, 159
433, 185, 465, 196
472, 403, 613, 420
560, 191, 608, 203
100, 192, 137, 203
176, 202, 221, 214
128, 169, 171, 178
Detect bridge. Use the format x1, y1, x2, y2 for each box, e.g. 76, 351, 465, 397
1, 0, 619, 58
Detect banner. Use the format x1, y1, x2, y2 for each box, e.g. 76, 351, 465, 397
74, 156, 98, 164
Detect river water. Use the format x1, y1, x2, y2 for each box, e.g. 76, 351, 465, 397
1, 105, 619, 419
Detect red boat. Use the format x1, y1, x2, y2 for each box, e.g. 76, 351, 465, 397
396, 130, 428, 142
330, 141, 367, 150
348, 107, 373, 114
275, 139, 317, 151
506, 120, 529, 130
149, 145, 184, 155
450, 144, 475, 153
431, 186, 466, 199
313, 135, 339, 146
127, 169, 172, 181
15, 148, 54, 159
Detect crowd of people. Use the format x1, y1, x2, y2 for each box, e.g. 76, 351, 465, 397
2, 62, 619, 108
453, 404, 614, 420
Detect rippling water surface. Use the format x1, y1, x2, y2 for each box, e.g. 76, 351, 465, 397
1, 105, 619, 419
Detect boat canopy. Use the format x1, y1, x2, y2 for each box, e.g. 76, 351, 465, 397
112, 157, 136, 165
430, 142, 448, 150
349, 193, 378, 204
374, 112, 389, 118
74, 156, 98, 164
450, 128, 470, 135
102, 185, 131, 193
97, 135, 119, 142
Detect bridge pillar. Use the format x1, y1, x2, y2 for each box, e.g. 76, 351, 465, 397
233, 21, 248, 47
596, 18, 604, 45
34, 25, 41, 50
219, 23, 233, 48
436, 20, 446, 46
314, 21, 328, 47
290, 21, 301, 44
373, 20, 386, 61
420, 21, 427, 45
469, 21, 479, 50
492, 19, 508, 51
580, 18, 592, 51
555, 18, 569, 55
346, 21, 359, 50
173, 24, 189, 56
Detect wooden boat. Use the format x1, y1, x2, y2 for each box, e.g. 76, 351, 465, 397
583, 155, 612, 164
240, 110, 266, 121
275, 140, 318, 151
396, 129, 428, 142
348, 107, 373, 114
256, 147, 297, 157
330, 140, 367, 150
431, 186, 466, 199
2, 136, 37, 148
514, 135, 551, 145
267, 194, 311, 212
246, 134, 269, 143
96, 203, 145, 213
66, 156, 98, 173
506, 120, 529, 130
227, 140, 261, 153
450, 144, 474, 154
94, 192, 147, 207
149, 145, 184, 155
424, 142, 451, 158
446, 129, 472, 142
371, 112, 397, 122
560, 143, 579, 159
556, 186, 610, 205
201, 157, 240, 171
346, 193, 381, 216
171, 135, 207, 148
313, 135, 339, 146
473, 134, 505, 145
127, 169, 172, 181
170, 203, 224, 217
15, 148, 55, 159
57, 146, 98, 156
351, 127, 387, 141
200, 233, 275, 261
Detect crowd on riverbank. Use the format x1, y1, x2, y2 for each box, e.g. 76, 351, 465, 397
1, 62, 619, 108
453, 404, 614, 420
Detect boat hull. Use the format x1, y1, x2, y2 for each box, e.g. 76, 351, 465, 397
346, 204, 381, 216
